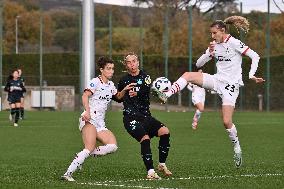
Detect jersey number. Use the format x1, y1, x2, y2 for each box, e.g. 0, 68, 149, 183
225, 84, 235, 92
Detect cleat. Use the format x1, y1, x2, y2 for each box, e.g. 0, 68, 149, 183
146, 172, 161, 180
158, 164, 172, 177
192, 117, 198, 130
192, 122, 197, 130
234, 152, 242, 168
13, 123, 18, 127
61, 174, 75, 182
151, 88, 168, 104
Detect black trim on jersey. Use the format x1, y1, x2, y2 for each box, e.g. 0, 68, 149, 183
84, 88, 93, 95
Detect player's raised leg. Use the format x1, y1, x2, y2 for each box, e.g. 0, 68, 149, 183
154, 72, 203, 103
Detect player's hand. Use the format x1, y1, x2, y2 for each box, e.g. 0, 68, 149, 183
250, 76, 265, 83
123, 83, 136, 92
129, 90, 137, 97
209, 41, 215, 56
81, 111, 91, 122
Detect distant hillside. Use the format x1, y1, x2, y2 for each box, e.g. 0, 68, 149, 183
39, 0, 81, 10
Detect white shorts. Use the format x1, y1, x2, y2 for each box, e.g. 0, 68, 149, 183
192, 92, 205, 105
79, 116, 108, 132
202, 73, 239, 106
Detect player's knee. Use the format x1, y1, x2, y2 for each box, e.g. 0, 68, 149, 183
199, 107, 204, 112
223, 119, 232, 128
158, 127, 169, 136
140, 135, 150, 142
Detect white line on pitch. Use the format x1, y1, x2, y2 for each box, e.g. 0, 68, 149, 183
97, 173, 283, 183
78, 182, 164, 189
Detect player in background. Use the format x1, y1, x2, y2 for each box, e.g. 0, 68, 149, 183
117, 52, 172, 180
4, 69, 26, 127
154, 16, 265, 168
61, 57, 135, 181
187, 68, 206, 130
17, 68, 25, 119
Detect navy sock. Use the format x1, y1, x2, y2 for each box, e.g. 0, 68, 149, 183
141, 139, 154, 171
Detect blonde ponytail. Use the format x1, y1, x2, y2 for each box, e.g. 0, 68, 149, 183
224, 16, 250, 33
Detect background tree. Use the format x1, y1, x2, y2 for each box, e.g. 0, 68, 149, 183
3, 0, 54, 53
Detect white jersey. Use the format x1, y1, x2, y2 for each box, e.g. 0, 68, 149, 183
84, 76, 117, 117
201, 35, 250, 86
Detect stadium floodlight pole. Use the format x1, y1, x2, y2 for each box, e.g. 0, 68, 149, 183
139, 5, 144, 69
80, 0, 95, 96
187, 5, 192, 111
265, 0, 271, 111
109, 9, 112, 58
15, 15, 20, 54
163, 3, 169, 112
0, 0, 3, 110
39, 13, 43, 110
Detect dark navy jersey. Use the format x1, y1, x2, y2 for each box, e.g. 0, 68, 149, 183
4, 79, 26, 98
118, 70, 152, 118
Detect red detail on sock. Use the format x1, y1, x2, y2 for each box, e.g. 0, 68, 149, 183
174, 83, 180, 92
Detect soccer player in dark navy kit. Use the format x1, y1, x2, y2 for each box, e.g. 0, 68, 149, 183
4, 69, 26, 127
17, 68, 26, 119
117, 52, 172, 179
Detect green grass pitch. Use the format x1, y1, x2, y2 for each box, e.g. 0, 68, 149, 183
0, 110, 283, 188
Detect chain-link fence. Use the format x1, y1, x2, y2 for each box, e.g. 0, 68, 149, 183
1, 1, 283, 111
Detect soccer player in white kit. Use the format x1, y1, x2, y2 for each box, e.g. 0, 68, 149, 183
61, 57, 135, 181
154, 16, 265, 168
187, 69, 206, 130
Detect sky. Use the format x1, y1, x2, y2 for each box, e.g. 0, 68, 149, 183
94, 0, 283, 13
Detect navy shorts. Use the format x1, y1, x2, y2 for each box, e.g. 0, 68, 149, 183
8, 95, 21, 104
123, 115, 166, 142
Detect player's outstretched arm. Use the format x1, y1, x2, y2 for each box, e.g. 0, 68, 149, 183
250, 76, 265, 83
115, 83, 136, 100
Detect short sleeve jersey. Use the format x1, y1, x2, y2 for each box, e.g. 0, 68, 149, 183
117, 70, 152, 118
84, 76, 117, 114
5, 79, 25, 98
211, 35, 249, 85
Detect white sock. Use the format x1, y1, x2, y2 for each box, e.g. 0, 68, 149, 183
165, 77, 188, 97
90, 144, 118, 156
226, 124, 241, 153
64, 149, 90, 176
195, 110, 202, 120
159, 163, 166, 167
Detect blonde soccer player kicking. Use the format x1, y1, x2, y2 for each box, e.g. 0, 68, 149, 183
187, 68, 206, 130
61, 57, 136, 181
154, 16, 265, 168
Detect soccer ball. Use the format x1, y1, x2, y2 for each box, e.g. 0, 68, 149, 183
152, 77, 171, 92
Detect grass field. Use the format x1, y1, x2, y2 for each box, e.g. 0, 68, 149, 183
0, 110, 283, 189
